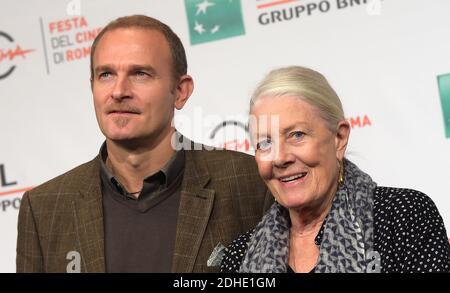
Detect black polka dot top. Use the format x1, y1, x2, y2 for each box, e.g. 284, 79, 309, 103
220, 187, 450, 273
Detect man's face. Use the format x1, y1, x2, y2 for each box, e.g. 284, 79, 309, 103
92, 28, 177, 143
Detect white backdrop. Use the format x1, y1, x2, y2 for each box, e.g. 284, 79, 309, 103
1, 0, 449, 273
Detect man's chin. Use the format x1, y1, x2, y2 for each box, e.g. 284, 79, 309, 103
104, 130, 137, 142
106, 136, 145, 150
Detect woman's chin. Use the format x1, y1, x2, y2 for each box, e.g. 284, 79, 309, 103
277, 195, 308, 210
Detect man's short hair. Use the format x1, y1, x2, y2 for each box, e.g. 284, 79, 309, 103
90, 15, 187, 81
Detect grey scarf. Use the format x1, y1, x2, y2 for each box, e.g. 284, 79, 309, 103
239, 159, 377, 273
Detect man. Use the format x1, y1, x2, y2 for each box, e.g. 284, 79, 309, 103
16, 15, 271, 273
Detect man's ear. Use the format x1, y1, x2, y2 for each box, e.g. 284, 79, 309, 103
174, 75, 194, 110
335, 120, 351, 161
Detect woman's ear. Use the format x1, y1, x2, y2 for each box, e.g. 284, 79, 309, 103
335, 120, 351, 161
174, 75, 194, 110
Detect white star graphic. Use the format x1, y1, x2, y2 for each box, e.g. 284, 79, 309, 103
211, 25, 220, 34
196, 0, 215, 15
194, 21, 206, 34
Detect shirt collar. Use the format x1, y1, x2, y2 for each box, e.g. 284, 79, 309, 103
99, 141, 185, 198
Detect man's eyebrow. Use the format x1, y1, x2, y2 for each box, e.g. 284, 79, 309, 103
94, 65, 112, 73
93, 64, 158, 75
128, 64, 157, 75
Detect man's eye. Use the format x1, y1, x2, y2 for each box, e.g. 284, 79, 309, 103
256, 139, 272, 151
135, 71, 148, 77
98, 72, 112, 79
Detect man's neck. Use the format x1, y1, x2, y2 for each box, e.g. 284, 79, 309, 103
105, 127, 176, 195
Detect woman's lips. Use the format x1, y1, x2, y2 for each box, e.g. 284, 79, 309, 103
278, 172, 307, 187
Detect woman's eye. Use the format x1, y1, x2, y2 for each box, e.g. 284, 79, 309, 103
292, 131, 305, 140
256, 139, 272, 151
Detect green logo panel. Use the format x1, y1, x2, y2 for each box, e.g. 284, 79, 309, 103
185, 0, 245, 45
437, 73, 450, 138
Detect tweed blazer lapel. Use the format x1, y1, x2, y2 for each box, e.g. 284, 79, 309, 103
72, 156, 106, 273
171, 150, 215, 272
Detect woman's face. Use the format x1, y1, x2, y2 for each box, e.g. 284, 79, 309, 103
250, 96, 349, 211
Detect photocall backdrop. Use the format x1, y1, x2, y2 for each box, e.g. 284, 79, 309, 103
1, 0, 449, 272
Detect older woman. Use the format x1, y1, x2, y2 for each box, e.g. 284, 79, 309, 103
220, 66, 450, 273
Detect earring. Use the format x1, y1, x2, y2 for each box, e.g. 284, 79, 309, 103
338, 160, 344, 185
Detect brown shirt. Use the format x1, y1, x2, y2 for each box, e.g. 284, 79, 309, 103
99, 143, 185, 272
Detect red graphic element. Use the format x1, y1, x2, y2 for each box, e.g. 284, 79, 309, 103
347, 115, 372, 128
221, 139, 251, 152
65, 46, 91, 61
0, 45, 34, 63
0, 186, 33, 197
75, 28, 102, 44
48, 17, 88, 34
257, 0, 299, 9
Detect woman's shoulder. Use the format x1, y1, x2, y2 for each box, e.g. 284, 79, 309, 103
374, 186, 438, 212
220, 229, 254, 273
375, 186, 429, 199
373, 186, 445, 225
374, 186, 450, 272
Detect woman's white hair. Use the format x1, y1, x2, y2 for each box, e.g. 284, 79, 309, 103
250, 66, 345, 131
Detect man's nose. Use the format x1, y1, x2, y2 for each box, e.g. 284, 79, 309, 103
111, 76, 132, 100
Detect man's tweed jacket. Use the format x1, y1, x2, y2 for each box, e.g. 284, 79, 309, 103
16, 149, 272, 272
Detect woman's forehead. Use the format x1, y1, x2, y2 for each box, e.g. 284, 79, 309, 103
251, 97, 319, 122
252, 95, 315, 112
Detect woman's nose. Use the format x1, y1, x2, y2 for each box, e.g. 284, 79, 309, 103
272, 142, 295, 168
